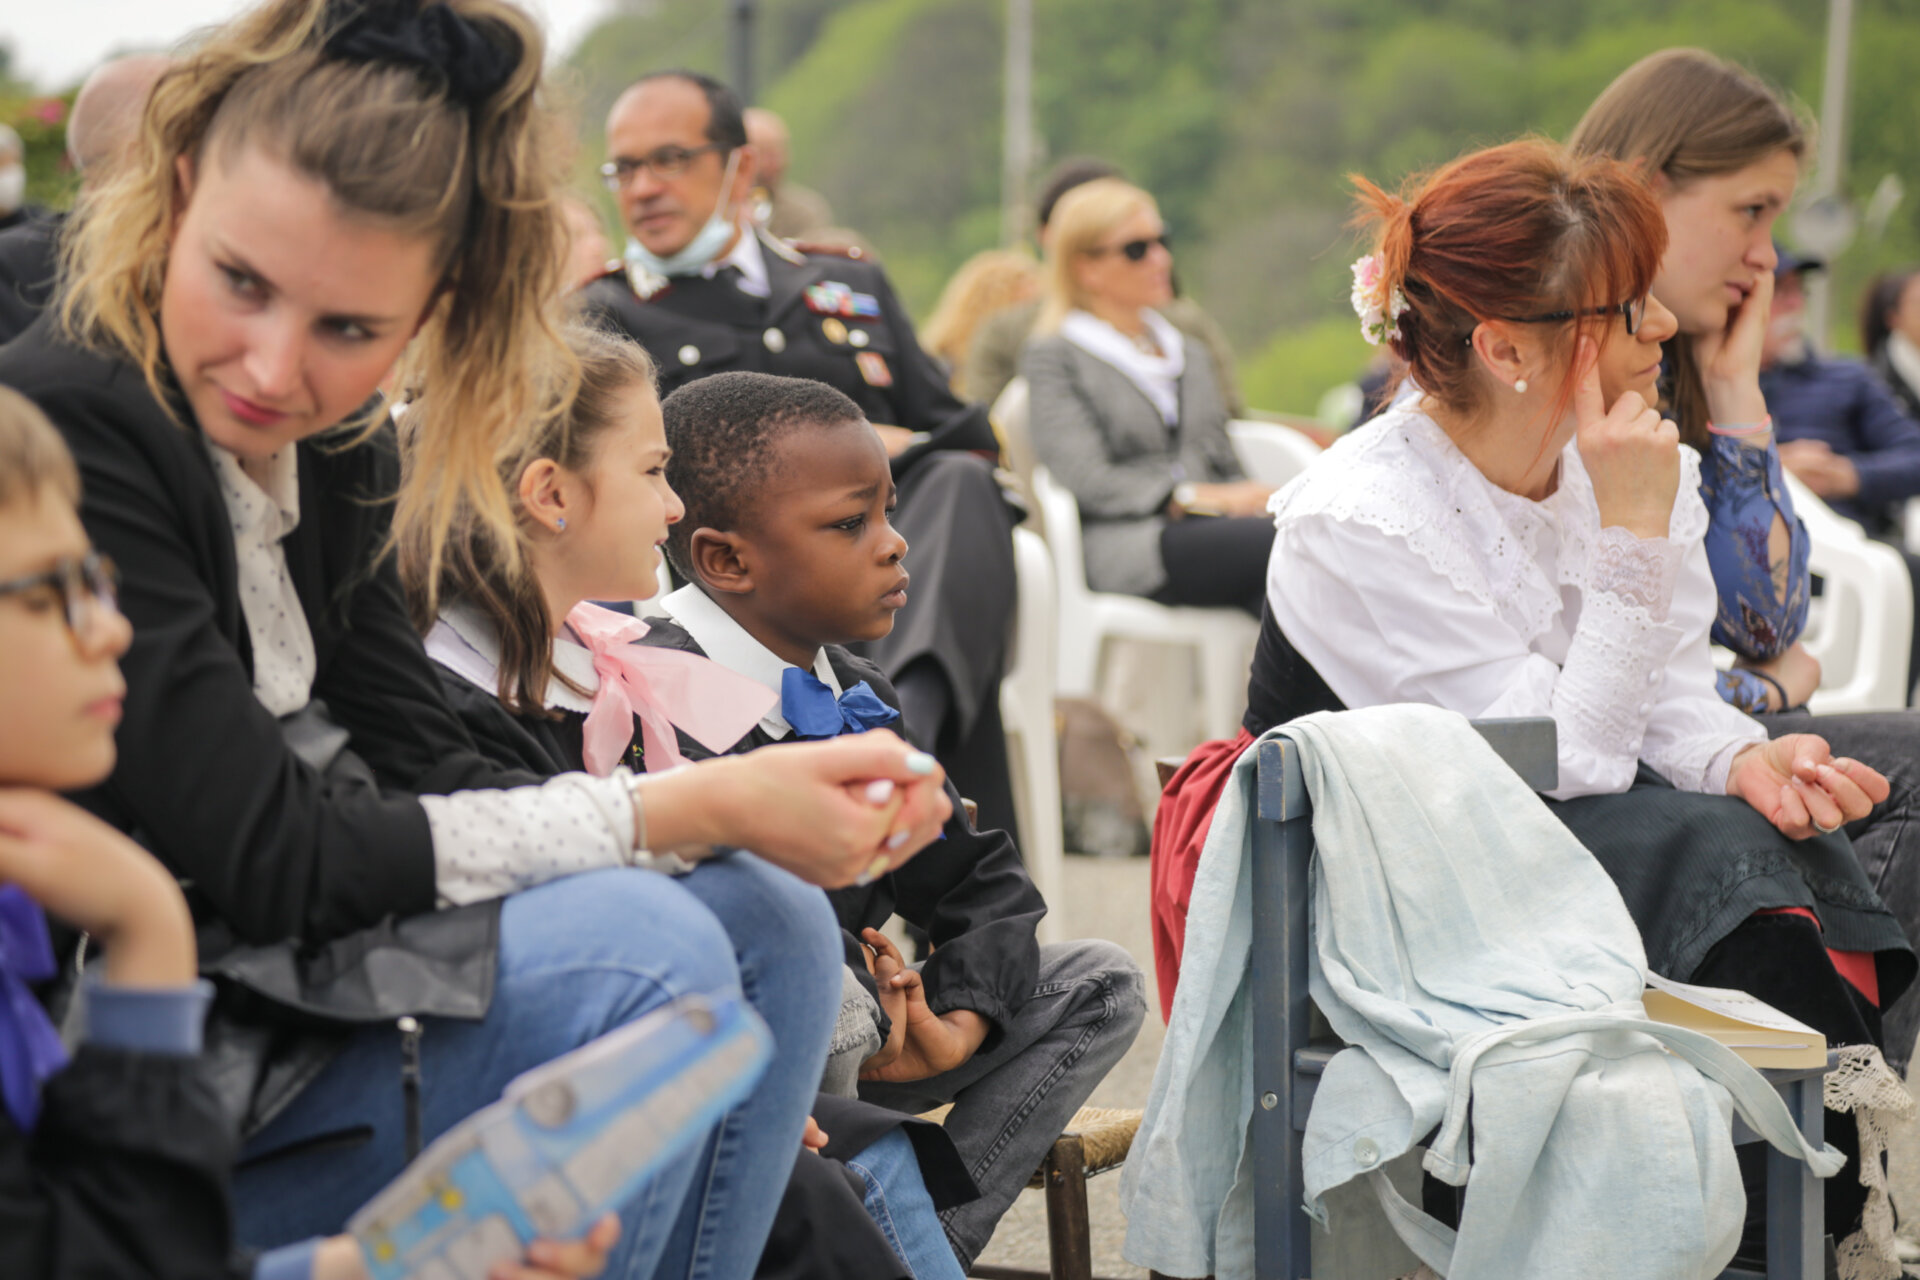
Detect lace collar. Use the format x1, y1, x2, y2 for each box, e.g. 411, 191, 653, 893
1269, 404, 1705, 642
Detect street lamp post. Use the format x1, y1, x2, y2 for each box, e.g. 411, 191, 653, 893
1000, 0, 1033, 248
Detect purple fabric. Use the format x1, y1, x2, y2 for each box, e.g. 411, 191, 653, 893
0, 884, 67, 1132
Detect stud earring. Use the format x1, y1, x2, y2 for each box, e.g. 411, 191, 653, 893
555, 517, 567, 532
1513, 378, 1529, 394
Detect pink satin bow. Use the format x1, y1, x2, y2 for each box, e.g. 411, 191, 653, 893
567, 602, 778, 777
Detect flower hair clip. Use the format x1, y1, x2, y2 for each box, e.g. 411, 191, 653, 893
1350, 253, 1409, 346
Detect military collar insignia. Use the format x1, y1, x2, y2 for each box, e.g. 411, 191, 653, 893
624, 258, 673, 302
804, 281, 881, 319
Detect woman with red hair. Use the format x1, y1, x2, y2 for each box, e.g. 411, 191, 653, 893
1151, 137, 1912, 1258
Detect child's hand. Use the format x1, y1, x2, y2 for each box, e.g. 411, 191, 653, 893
313, 1214, 621, 1280
802, 1115, 830, 1151
859, 973, 988, 1085
857, 928, 915, 1073
0, 789, 195, 987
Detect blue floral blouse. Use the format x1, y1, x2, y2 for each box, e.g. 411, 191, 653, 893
1697, 434, 1811, 712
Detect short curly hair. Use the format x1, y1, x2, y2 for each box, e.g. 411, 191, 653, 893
660, 372, 866, 579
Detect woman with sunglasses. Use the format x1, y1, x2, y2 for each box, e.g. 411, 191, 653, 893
1020, 178, 1274, 615
0, 2, 954, 1277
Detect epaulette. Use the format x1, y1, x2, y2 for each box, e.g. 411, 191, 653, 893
787, 240, 868, 261
756, 226, 809, 265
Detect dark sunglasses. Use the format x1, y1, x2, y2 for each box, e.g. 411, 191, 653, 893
598, 143, 727, 188
1500, 296, 1648, 337
0, 552, 121, 644
1088, 233, 1171, 263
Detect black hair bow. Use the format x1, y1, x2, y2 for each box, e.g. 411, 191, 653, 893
324, 0, 519, 106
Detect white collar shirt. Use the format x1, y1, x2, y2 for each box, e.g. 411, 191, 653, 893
661, 584, 840, 742
1060, 307, 1187, 425
204, 440, 316, 717
703, 225, 772, 298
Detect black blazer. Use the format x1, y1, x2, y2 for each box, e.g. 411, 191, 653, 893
0, 1043, 251, 1280
631, 618, 1046, 1048
577, 228, 997, 475
0, 321, 534, 952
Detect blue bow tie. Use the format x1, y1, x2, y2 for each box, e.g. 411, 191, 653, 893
780, 667, 901, 740
0, 885, 67, 1133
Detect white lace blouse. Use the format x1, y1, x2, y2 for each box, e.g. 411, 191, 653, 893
1265, 404, 1766, 799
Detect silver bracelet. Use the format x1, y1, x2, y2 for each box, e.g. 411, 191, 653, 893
623, 768, 701, 875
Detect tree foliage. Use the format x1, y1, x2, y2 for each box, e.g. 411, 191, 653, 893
568, 0, 1920, 410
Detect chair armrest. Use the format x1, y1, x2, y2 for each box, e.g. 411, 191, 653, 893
1467, 717, 1558, 792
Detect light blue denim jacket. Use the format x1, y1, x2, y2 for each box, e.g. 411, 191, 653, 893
1119, 705, 1841, 1280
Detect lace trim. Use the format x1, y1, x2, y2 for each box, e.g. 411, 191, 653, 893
1828, 1043, 1915, 1280
1588, 525, 1683, 623
1271, 408, 1707, 645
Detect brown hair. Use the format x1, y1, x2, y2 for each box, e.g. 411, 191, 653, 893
920, 248, 1040, 389
57, 0, 573, 612
1036, 178, 1158, 335
1351, 138, 1668, 433
401, 324, 657, 716
0, 386, 80, 511
1568, 48, 1809, 447
1861, 269, 1919, 361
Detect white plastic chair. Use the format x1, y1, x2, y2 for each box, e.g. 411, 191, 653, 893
1227, 418, 1325, 488
1784, 473, 1914, 713
1000, 526, 1065, 942
1030, 466, 1258, 740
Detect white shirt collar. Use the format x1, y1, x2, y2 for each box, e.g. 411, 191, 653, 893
1060, 307, 1186, 424
205, 440, 300, 542
426, 599, 599, 714
1890, 332, 1920, 399
661, 584, 840, 741
702, 225, 771, 298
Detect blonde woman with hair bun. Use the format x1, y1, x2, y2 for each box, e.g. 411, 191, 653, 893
1020, 177, 1273, 612
0, 1, 954, 1275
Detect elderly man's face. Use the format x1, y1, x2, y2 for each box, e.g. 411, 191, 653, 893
604, 79, 755, 259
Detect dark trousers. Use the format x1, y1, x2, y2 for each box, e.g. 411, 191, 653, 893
1150, 514, 1275, 616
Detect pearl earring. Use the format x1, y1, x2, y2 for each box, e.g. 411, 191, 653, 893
1513, 378, 1529, 394
555, 517, 567, 531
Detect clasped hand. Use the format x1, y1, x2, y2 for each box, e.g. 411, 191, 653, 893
1727, 733, 1889, 839
856, 926, 989, 1084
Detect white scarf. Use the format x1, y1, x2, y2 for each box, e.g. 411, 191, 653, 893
1061, 308, 1186, 425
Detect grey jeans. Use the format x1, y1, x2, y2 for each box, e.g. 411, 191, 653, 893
856, 938, 1147, 1267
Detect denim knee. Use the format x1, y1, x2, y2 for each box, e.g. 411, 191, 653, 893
679, 852, 843, 1012
497, 866, 741, 1005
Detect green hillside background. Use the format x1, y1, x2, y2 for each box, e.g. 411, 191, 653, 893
562, 0, 1920, 416
10, 2, 1920, 415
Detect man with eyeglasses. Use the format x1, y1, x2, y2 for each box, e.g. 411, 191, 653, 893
578, 70, 1024, 853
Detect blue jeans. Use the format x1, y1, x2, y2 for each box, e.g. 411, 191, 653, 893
233, 857, 840, 1280
846, 1130, 966, 1280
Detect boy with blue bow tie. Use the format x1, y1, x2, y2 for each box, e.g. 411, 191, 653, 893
639, 371, 1146, 1269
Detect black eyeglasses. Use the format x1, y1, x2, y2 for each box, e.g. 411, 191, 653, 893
599, 144, 727, 189
1088, 233, 1170, 263
1501, 296, 1648, 336
0, 552, 121, 645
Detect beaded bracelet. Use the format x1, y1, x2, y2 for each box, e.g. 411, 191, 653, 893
1706, 415, 1773, 438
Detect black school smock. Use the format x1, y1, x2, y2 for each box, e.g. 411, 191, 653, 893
0, 321, 539, 1044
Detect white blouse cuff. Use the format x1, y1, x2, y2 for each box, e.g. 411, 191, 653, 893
1588, 527, 1684, 623
1554, 586, 1683, 765
426, 772, 643, 908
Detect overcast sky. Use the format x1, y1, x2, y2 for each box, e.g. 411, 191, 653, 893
4, 0, 612, 90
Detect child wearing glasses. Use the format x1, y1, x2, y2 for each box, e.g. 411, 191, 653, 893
0, 386, 620, 1280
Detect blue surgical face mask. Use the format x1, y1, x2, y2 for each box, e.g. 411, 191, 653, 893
624, 149, 743, 280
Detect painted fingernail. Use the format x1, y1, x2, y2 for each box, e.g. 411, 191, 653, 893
865, 779, 895, 804
855, 854, 891, 885
904, 750, 936, 776
888, 828, 913, 850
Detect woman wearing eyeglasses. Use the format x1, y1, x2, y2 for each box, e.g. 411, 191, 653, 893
1223, 137, 1911, 1262
1019, 178, 1273, 615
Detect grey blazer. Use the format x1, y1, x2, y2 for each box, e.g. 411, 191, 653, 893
1020, 331, 1244, 596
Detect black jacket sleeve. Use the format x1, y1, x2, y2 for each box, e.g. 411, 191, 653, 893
860, 266, 1000, 464
0, 1047, 250, 1280
0, 330, 489, 947
826, 652, 1045, 1048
